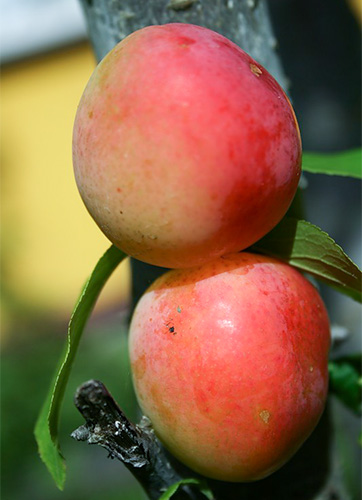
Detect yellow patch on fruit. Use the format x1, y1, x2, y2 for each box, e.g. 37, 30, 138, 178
259, 410, 270, 424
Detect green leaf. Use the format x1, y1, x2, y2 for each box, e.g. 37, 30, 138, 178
159, 478, 213, 500
34, 245, 126, 490
252, 218, 362, 302
302, 149, 362, 178
329, 354, 362, 415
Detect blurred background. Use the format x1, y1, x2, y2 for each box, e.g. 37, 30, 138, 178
1, 0, 361, 499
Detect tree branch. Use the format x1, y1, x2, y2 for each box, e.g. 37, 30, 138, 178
71, 380, 210, 500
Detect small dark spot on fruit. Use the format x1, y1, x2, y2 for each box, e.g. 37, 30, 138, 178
116, 187, 122, 193
88, 111, 93, 119
177, 306, 182, 313
166, 319, 177, 335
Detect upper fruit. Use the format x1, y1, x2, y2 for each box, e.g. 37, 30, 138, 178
73, 24, 301, 268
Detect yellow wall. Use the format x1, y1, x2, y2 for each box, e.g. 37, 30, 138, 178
348, 0, 362, 23
1, 43, 131, 332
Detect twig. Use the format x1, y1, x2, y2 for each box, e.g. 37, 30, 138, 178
71, 379, 209, 500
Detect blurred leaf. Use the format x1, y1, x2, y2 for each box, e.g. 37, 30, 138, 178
329, 354, 362, 416
159, 478, 213, 500
34, 245, 126, 490
302, 149, 362, 178
252, 218, 362, 302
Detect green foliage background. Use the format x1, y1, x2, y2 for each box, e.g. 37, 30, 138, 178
2, 317, 147, 500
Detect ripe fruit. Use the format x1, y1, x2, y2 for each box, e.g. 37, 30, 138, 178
129, 253, 330, 481
73, 24, 301, 268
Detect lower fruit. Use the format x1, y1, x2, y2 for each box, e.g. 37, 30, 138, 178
129, 252, 330, 481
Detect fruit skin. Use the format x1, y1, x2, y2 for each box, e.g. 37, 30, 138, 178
73, 24, 301, 269
129, 252, 330, 482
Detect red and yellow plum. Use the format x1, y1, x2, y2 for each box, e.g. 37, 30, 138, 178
73, 24, 301, 268
129, 252, 330, 481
